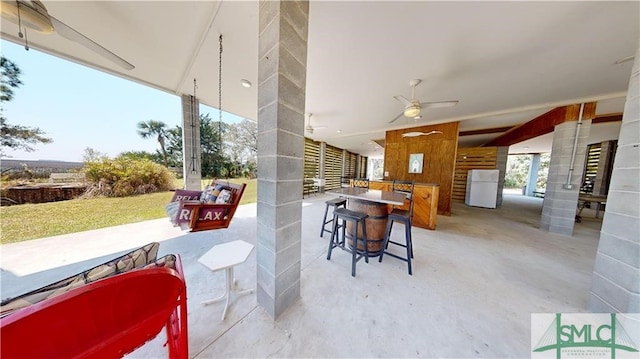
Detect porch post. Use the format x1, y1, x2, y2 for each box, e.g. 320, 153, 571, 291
181, 94, 202, 190
256, 0, 309, 319
525, 153, 541, 197
540, 105, 594, 235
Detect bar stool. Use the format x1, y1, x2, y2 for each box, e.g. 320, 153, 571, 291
379, 180, 414, 275
320, 197, 347, 237
326, 207, 369, 277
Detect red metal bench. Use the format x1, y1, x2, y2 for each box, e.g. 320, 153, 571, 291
0, 252, 188, 359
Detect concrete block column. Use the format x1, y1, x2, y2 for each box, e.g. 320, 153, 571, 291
526, 154, 541, 197
589, 44, 640, 313
181, 94, 202, 190
540, 116, 592, 235
495, 146, 509, 206
256, 0, 308, 319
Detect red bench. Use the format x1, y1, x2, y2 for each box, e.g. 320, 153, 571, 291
0, 246, 188, 359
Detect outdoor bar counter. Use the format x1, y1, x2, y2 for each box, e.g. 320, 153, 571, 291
368, 180, 439, 230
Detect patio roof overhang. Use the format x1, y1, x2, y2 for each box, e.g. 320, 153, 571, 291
1, 1, 638, 156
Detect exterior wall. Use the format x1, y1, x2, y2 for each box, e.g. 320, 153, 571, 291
383, 122, 459, 215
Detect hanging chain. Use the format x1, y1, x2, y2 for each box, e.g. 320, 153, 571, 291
219, 34, 223, 123
218, 34, 223, 176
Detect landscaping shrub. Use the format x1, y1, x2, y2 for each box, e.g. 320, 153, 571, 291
82, 158, 176, 197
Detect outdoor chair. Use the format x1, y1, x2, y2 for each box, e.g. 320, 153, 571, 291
379, 180, 415, 275
352, 178, 370, 189
327, 207, 370, 277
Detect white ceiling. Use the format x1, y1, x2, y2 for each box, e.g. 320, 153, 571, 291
2, 1, 638, 158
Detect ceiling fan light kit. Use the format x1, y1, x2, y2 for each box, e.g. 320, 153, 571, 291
389, 78, 459, 124
2, 0, 135, 70
404, 104, 421, 118
1, 0, 53, 33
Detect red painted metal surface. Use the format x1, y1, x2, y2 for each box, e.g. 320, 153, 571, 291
0, 259, 188, 359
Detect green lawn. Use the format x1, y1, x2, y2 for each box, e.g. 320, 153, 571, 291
0, 179, 257, 245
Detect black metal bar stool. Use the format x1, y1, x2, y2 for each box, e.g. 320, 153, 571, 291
379, 180, 414, 275
320, 197, 347, 238
326, 207, 369, 277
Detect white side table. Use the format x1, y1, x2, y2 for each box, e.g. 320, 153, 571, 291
198, 240, 255, 320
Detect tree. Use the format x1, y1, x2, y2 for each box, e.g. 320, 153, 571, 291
1, 56, 52, 156
82, 147, 108, 162
164, 126, 183, 167
200, 113, 230, 177
227, 118, 257, 178
136, 120, 169, 166
1, 56, 22, 102
117, 150, 159, 162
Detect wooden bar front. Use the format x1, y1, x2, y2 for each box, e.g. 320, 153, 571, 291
368, 180, 439, 230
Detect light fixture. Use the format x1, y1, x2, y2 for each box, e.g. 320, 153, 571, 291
403, 104, 421, 118
240, 79, 252, 88
401, 130, 443, 138
336, 129, 342, 133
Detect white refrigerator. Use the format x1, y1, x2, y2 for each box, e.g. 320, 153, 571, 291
465, 169, 499, 208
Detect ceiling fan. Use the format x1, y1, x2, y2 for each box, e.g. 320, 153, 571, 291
305, 113, 327, 135
389, 79, 458, 123
1, 0, 134, 70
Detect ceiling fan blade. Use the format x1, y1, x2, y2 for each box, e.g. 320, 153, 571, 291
388, 111, 404, 124
419, 100, 459, 109
393, 95, 412, 107
50, 16, 134, 70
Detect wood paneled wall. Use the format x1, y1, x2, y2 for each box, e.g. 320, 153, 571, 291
383, 122, 459, 215
453, 147, 499, 201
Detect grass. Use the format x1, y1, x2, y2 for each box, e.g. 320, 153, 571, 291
0, 178, 257, 245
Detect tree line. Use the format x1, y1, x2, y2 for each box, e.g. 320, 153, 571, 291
1, 55, 257, 179
134, 115, 257, 178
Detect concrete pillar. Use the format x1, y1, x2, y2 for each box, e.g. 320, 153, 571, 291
540, 117, 592, 235
180, 94, 202, 190
525, 154, 542, 197
495, 146, 509, 206
256, 0, 308, 319
588, 44, 640, 313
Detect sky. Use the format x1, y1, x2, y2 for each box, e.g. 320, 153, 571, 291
1, 40, 243, 162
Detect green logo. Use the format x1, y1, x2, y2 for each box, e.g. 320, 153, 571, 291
532, 313, 639, 359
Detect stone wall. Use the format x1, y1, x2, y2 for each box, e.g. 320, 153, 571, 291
2, 185, 87, 205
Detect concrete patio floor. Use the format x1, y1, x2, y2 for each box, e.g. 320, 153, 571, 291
0, 192, 603, 358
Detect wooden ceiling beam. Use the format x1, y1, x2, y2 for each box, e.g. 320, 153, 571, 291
593, 113, 623, 124
459, 126, 516, 137
482, 102, 596, 147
